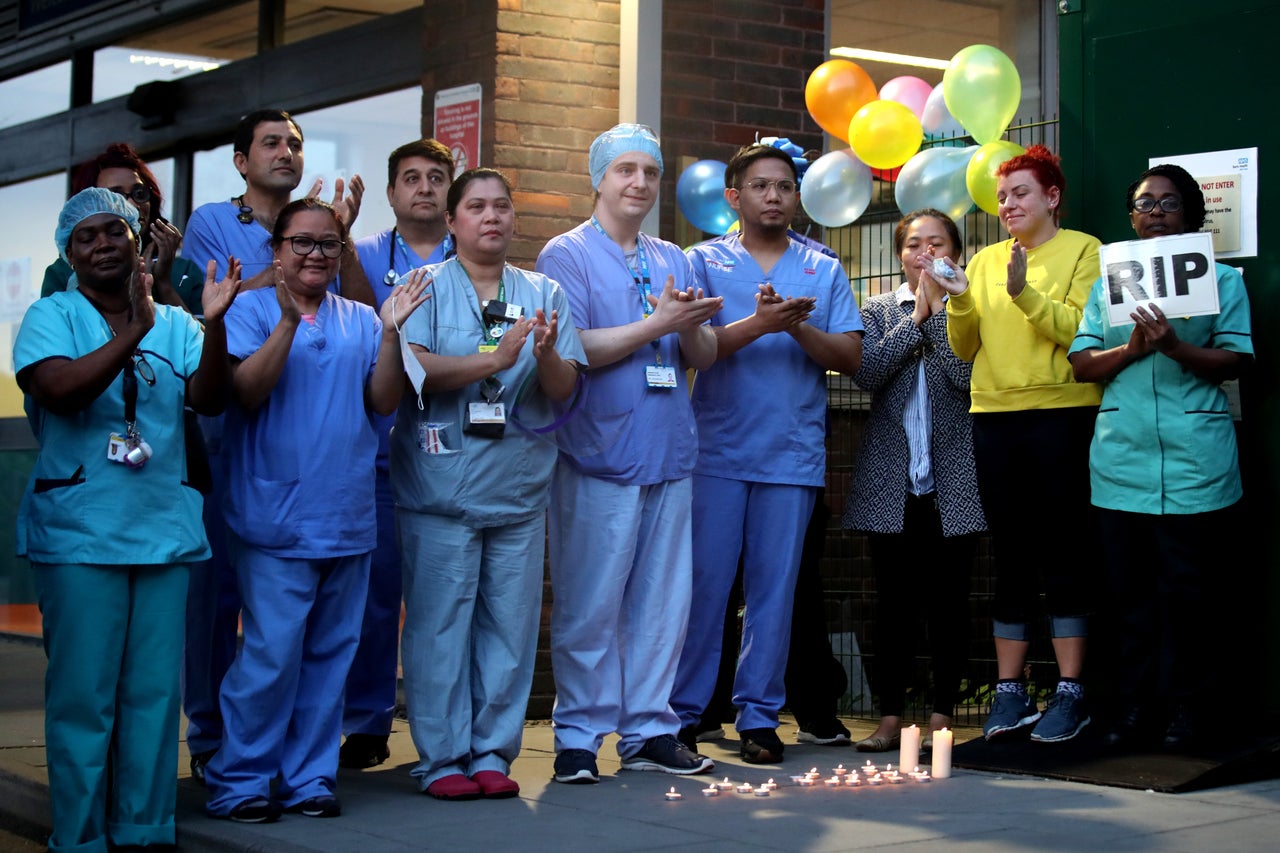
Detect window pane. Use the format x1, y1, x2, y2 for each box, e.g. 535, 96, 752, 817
0, 61, 71, 126
92, 46, 226, 103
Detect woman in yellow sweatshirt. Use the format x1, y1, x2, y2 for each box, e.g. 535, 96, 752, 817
920, 145, 1100, 746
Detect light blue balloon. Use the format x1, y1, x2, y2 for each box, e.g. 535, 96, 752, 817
676, 160, 735, 235
894, 145, 978, 222
921, 83, 967, 147
800, 149, 873, 228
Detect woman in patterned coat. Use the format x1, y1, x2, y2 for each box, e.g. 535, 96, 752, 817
843, 209, 986, 752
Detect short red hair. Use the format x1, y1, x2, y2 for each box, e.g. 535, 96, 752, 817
995, 144, 1065, 195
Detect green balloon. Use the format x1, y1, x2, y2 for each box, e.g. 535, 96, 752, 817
943, 45, 1021, 146
965, 140, 1025, 216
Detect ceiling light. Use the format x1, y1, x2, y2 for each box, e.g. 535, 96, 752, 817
829, 47, 950, 70
129, 54, 223, 73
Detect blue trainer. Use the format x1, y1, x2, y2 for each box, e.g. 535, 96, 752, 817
984, 692, 1042, 741
1030, 690, 1091, 743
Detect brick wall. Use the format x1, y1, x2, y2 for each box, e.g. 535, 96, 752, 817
659, 0, 827, 238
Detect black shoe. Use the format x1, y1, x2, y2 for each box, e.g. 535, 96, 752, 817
1162, 706, 1197, 752
676, 725, 700, 754
339, 733, 390, 769
286, 795, 342, 818
739, 727, 785, 764
1103, 704, 1149, 749
189, 749, 216, 786
796, 718, 852, 746
225, 797, 283, 824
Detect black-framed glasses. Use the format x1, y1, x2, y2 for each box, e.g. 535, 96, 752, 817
740, 178, 797, 195
132, 350, 156, 386
114, 185, 152, 205
1131, 196, 1182, 214
284, 236, 345, 258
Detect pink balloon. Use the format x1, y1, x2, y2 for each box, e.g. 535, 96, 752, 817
879, 76, 934, 121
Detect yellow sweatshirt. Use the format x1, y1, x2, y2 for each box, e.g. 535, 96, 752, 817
947, 228, 1102, 413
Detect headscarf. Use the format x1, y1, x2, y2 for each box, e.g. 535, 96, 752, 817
588, 123, 663, 190
55, 187, 140, 264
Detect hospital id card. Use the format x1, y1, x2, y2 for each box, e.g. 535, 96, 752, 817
107, 433, 130, 463
645, 364, 677, 388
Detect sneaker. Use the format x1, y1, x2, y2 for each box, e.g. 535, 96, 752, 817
553, 748, 600, 784
189, 749, 216, 786
984, 692, 1042, 741
676, 725, 699, 754
620, 734, 715, 775
339, 733, 390, 769
224, 797, 282, 824
739, 727, 785, 764
796, 718, 852, 745
1030, 690, 1091, 743
286, 795, 341, 818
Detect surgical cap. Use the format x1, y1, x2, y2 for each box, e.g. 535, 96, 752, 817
55, 187, 140, 263
589, 124, 663, 190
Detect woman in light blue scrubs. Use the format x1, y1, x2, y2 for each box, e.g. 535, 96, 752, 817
204, 199, 429, 823
393, 169, 585, 801
14, 187, 239, 852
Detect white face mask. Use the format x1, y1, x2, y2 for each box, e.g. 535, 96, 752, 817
393, 293, 427, 406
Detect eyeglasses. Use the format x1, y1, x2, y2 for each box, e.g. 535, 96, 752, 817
284, 236, 345, 258
1131, 196, 1182, 214
132, 350, 156, 386
114, 185, 152, 205
740, 178, 797, 195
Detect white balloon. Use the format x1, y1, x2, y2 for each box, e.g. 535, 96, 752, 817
894, 146, 977, 222
921, 83, 966, 144
800, 149, 873, 228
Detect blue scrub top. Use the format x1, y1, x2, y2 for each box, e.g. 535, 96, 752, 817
222, 288, 383, 557
536, 222, 699, 486
13, 291, 209, 565
391, 259, 585, 527
687, 234, 863, 487
355, 227, 453, 473
1069, 262, 1253, 514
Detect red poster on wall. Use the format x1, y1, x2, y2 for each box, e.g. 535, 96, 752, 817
433, 83, 482, 177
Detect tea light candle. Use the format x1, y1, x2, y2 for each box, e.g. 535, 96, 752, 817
886, 772, 905, 784
824, 776, 841, 788
843, 774, 861, 787
832, 764, 848, 777
931, 727, 953, 779
790, 775, 807, 784
716, 777, 734, 791
862, 760, 878, 775
865, 774, 883, 786
808, 767, 820, 777
910, 770, 932, 783
736, 783, 753, 794
753, 785, 771, 797
702, 785, 719, 797
899, 724, 920, 772
797, 776, 816, 787
664, 787, 682, 801
764, 778, 777, 790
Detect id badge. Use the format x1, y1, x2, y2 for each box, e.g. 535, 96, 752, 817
107, 432, 129, 463
464, 401, 506, 439
645, 364, 678, 389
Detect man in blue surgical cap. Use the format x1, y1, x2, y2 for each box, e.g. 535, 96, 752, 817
536, 124, 722, 784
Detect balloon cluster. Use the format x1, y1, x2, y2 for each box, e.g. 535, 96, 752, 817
674, 44, 1025, 232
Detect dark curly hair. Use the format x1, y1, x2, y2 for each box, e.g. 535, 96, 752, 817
70, 142, 163, 224
1125, 163, 1206, 232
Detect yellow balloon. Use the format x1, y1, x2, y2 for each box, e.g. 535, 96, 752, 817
944, 45, 1022, 145
847, 100, 922, 170
965, 140, 1025, 216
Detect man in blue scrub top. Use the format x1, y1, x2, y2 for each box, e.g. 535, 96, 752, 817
342, 138, 455, 769
536, 124, 723, 784
673, 143, 863, 764
182, 108, 375, 783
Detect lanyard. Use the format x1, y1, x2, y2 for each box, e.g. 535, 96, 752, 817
591, 216, 652, 318
386, 229, 456, 283
481, 275, 508, 346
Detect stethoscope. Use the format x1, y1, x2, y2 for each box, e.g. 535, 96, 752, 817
384, 228, 454, 284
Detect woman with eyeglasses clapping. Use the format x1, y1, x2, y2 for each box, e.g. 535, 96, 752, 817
203, 198, 430, 823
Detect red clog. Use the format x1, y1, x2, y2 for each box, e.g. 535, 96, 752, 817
425, 773, 483, 801
471, 770, 520, 799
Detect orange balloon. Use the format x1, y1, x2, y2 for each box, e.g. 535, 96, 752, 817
805, 60, 878, 142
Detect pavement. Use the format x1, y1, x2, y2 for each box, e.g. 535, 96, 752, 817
4, 635, 1280, 852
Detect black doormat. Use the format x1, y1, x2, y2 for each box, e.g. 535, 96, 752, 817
952, 731, 1280, 793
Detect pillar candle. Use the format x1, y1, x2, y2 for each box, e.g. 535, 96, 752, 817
899, 724, 920, 771
931, 727, 953, 779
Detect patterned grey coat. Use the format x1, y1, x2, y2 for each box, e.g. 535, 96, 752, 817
842, 290, 986, 537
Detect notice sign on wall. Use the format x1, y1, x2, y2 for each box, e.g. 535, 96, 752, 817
1150, 147, 1258, 259
433, 84, 482, 178
1100, 232, 1218, 326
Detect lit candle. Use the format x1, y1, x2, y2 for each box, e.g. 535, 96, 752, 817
832, 764, 848, 777
899, 724, 920, 772
753, 785, 771, 797
736, 783, 753, 794
931, 727, 953, 779
862, 760, 878, 775
789, 775, 807, 784
865, 774, 883, 786
716, 777, 734, 791
797, 776, 816, 787
843, 774, 861, 787
664, 787, 682, 801
824, 776, 841, 788
910, 770, 932, 783
764, 778, 777, 790
702, 785, 719, 797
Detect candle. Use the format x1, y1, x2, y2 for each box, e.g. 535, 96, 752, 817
910, 770, 932, 783
664, 787, 682, 801
797, 776, 816, 787
702, 784, 719, 797
865, 774, 883, 786
899, 724, 920, 772
843, 774, 861, 787
753, 786, 771, 797
764, 778, 777, 790
862, 760, 878, 775
824, 776, 841, 788
832, 764, 848, 777
790, 775, 807, 784
931, 727, 953, 779
716, 777, 734, 791
808, 767, 820, 777
736, 783, 753, 794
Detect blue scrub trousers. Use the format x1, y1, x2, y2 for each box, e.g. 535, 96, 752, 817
183, 452, 240, 756
36, 562, 188, 853
672, 475, 816, 733
399, 510, 544, 788
343, 469, 402, 737
205, 537, 369, 813
548, 466, 692, 759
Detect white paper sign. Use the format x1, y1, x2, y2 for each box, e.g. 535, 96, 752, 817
1150, 147, 1258, 259
1099, 232, 1218, 326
